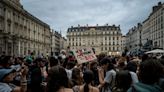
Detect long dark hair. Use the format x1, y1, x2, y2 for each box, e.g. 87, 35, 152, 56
83, 70, 94, 92
115, 70, 132, 92
100, 57, 115, 71
139, 59, 164, 84
71, 68, 82, 86
72, 68, 81, 80
47, 66, 69, 92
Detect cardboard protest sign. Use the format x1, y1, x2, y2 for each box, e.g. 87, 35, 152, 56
72, 48, 97, 64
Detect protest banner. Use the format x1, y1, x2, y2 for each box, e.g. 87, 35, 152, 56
72, 48, 97, 64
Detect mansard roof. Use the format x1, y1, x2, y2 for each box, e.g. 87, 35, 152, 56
67, 24, 121, 32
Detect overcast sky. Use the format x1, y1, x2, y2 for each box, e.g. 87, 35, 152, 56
21, 0, 163, 37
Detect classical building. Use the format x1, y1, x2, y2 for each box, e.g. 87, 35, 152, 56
51, 31, 67, 55
67, 24, 123, 55
0, 0, 51, 56
121, 36, 126, 52
51, 31, 61, 55
142, 2, 164, 49
126, 23, 142, 52
60, 37, 67, 50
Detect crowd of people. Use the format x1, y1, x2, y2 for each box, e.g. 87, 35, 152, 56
0, 51, 164, 92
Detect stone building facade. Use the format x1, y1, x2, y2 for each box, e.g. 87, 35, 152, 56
126, 23, 142, 52
125, 2, 164, 52
51, 30, 67, 55
121, 36, 126, 52
142, 2, 164, 49
67, 24, 123, 55
51, 31, 61, 55
60, 37, 67, 51
0, 0, 51, 56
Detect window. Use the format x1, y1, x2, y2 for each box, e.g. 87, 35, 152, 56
109, 37, 111, 40
113, 42, 115, 45
161, 24, 163, 29
113, 37, 115, 40
7, 23, 11, 33
117, 37, 119, 40
105, 37, 107, 40
101, 47, 103, 51
109, 47, 111, 50
8, 11, 11, 19
0, 7, 3, 16
0, 19, 3, 30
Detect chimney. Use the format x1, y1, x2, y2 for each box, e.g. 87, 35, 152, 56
158, 2, 162, 5
78, 24, 80, 27
96, 24, 98, 26
86, 24, 88, 27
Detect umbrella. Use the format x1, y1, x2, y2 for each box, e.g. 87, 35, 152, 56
145, 49, 164, 54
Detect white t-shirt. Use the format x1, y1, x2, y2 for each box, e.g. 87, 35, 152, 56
0, 82, 12, 92
102, 69, 116, 92
104, 69, 116, 84
65, 69, 72, 79
129, 71, 139, 84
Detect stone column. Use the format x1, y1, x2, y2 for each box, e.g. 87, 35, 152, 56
4, 7, 7, 33
18, 39, 21, 56
12, 38, 17, 55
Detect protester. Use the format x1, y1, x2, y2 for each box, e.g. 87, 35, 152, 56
49, 56, 59, 68
47, 66, 73, 92
128, 59, 163, 92
1, 48, 164, 92
98, 57, 116, 92
159, 59, 164, 90
89, 61, 99, 86
30, 58, 46, 92
65, 61, 75, 79
71, 68, 83, 87
0, 65, 28, 92
113, 70, 132, 92
125, 60, 139, 84
73, 70, 99, 92
0, 56, 12, 68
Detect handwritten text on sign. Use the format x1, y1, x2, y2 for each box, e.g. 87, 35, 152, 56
73, 48, 97, 64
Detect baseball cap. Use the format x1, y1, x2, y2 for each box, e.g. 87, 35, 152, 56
0, 68, 15, 81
